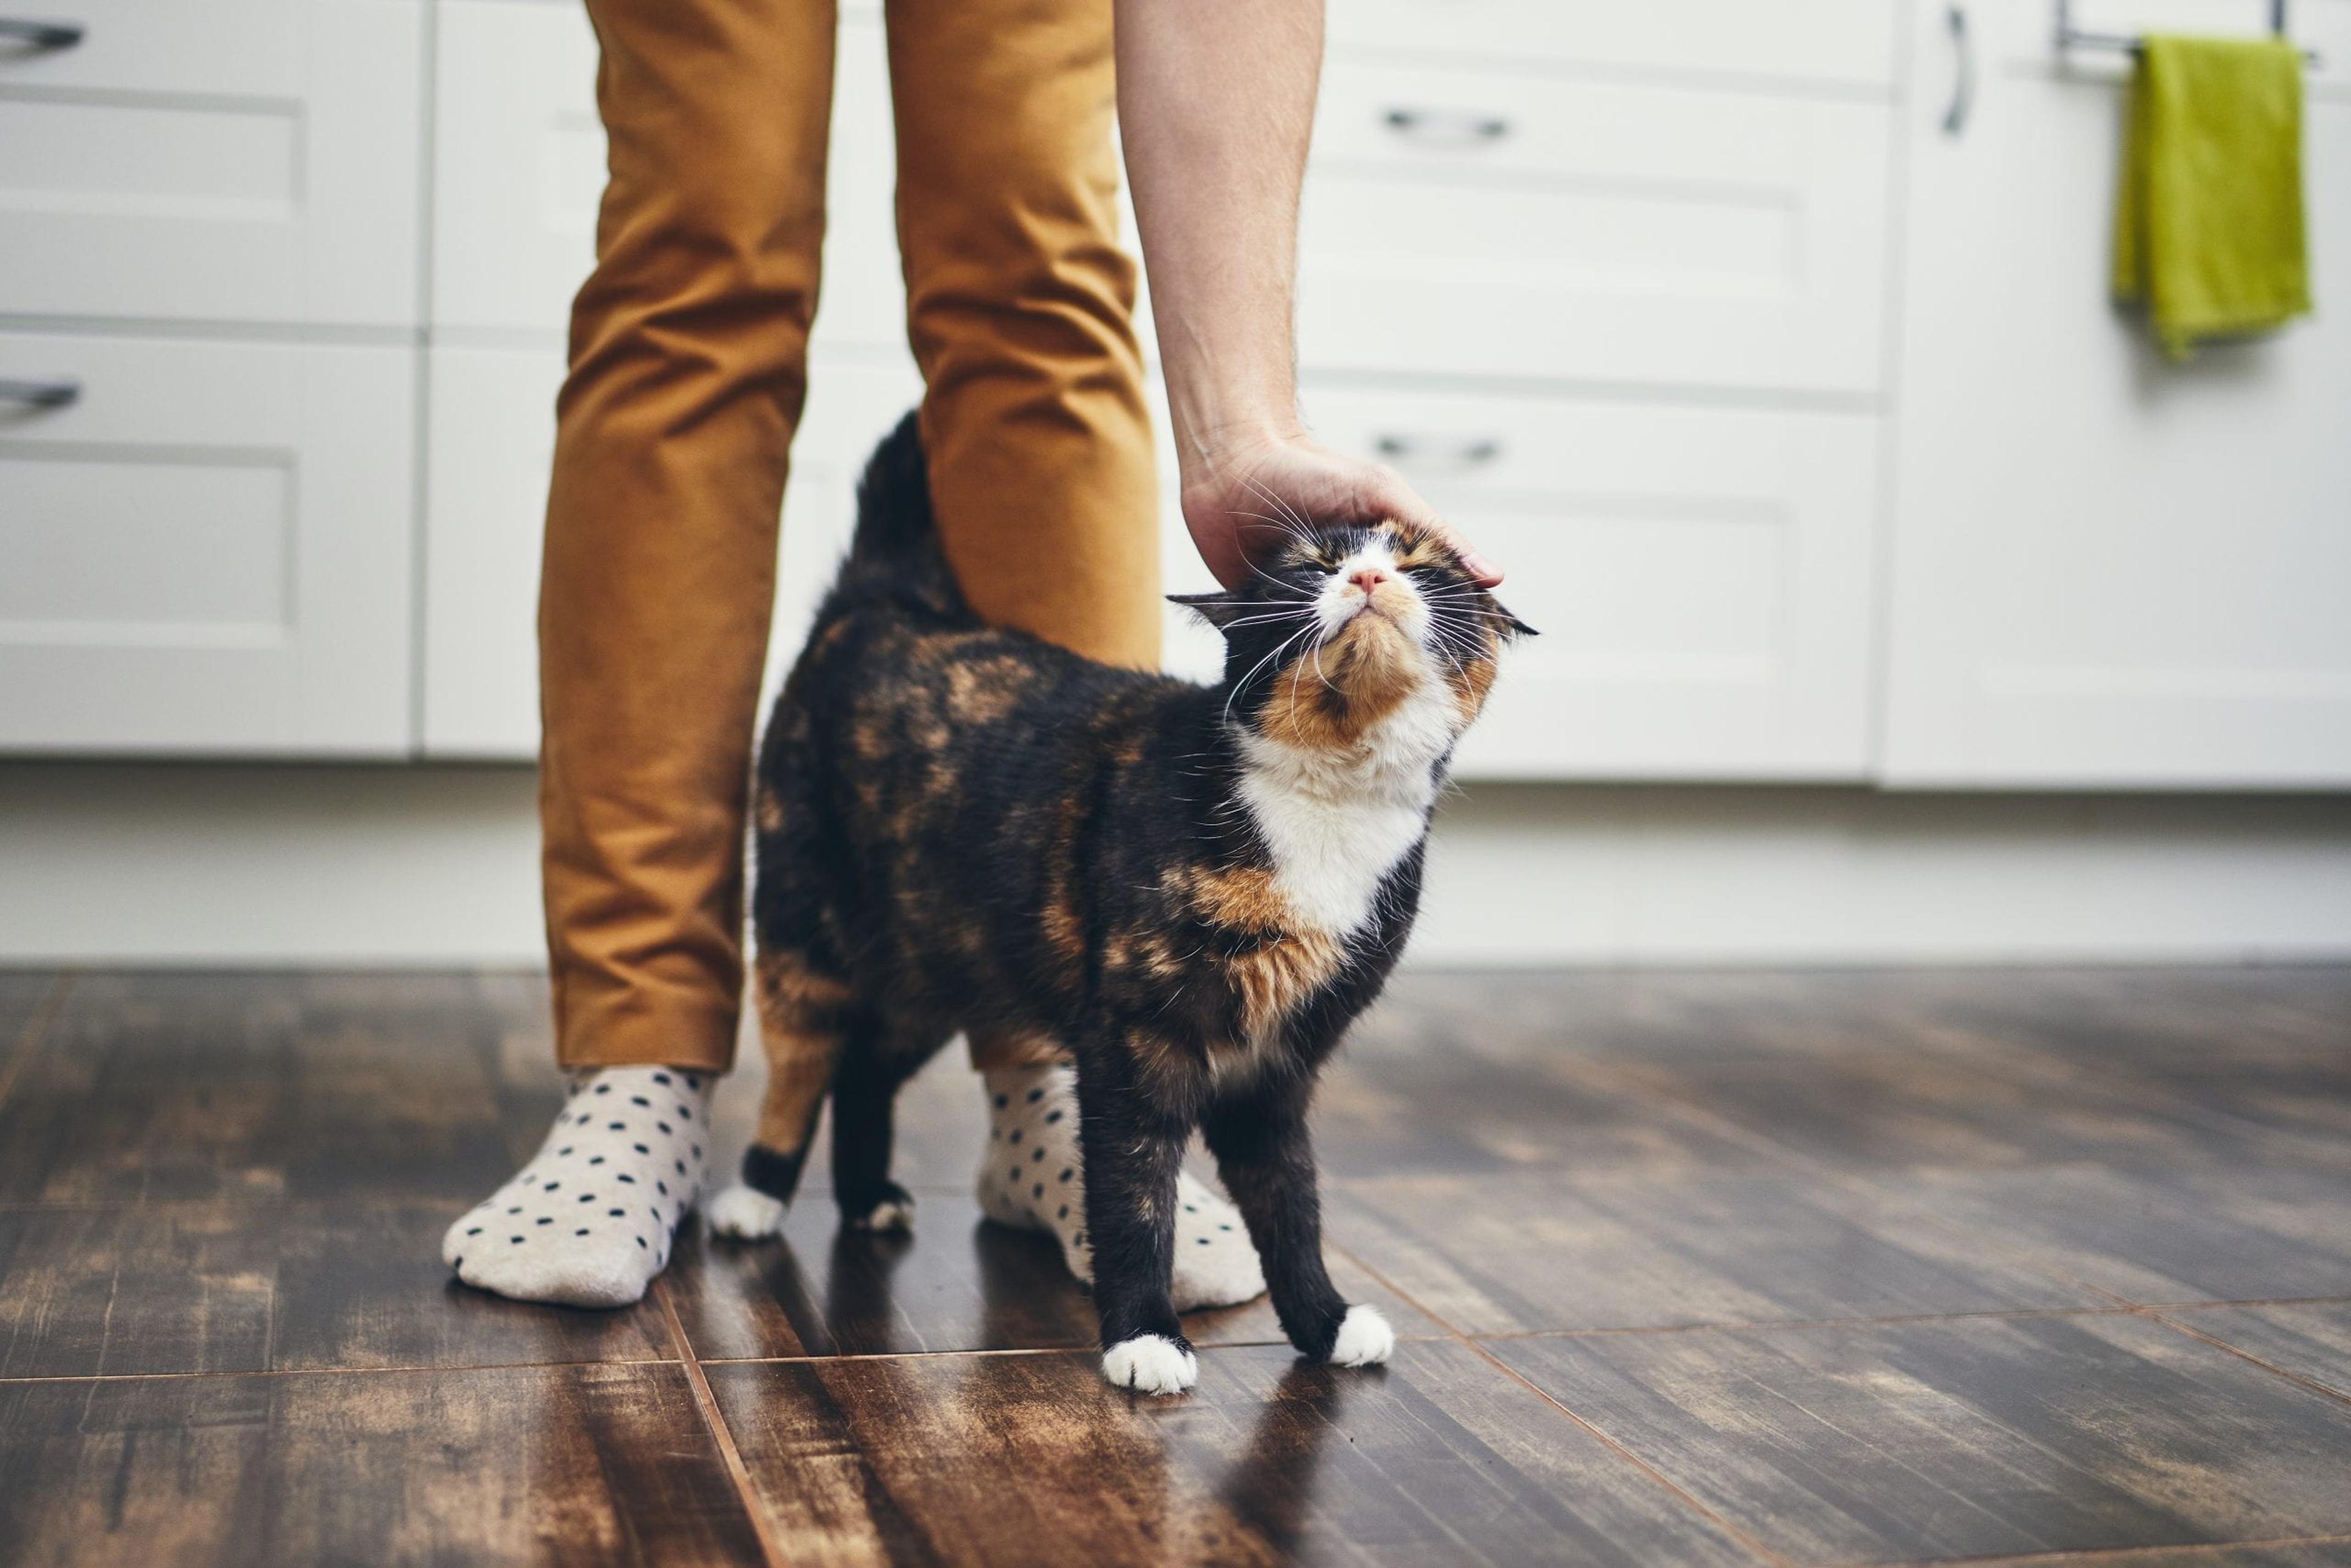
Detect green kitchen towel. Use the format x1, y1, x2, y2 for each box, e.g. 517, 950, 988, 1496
2113, 35, 2311, 358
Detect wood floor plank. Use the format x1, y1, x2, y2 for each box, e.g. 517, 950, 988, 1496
707, 1340, 1765, 1567
1494, 1313, 2351, 1564
0, 973, 58, 1067
1891, 1163, 2351, 1305
665, 1192, 1438, 1361
1330, 1169, 2096, 1335
0, 972, 557, 1204
2164, 1302, 2351, 1400
0, 1201, 670, 1378
1418, 967, 2351, 1180
0, 1363, 766, 1567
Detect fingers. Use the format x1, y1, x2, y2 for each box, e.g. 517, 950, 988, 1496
1433, 520, 1505, 587
1182, 441, 1505, 589
1357, 468, 1504, 588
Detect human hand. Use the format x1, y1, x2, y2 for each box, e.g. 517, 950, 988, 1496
1179, 432, 1504, 591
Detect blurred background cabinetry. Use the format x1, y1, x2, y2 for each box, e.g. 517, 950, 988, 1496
5, 0, 2348, 791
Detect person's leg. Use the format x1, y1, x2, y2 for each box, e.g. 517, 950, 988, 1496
446, 0, 837, 1308
886, 0, 1259, 1308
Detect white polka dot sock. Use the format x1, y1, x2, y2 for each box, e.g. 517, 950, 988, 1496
976, 1063, 1266, 1312
442, 1065, 713, 1309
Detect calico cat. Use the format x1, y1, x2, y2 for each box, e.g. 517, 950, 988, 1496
725, 414, 1527, 1394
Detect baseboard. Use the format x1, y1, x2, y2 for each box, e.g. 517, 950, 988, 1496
2, 763, 2348, 968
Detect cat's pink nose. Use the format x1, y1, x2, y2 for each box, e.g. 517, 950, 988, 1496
1349, 566, 1389, 593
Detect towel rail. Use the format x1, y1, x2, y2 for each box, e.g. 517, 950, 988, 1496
2053, 0, 2321, 65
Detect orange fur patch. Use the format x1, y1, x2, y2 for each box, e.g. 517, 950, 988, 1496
944, 657, 1030, 725
1192, 866, 1346, 1042
1257, 615, 1422, 750
752, 950, 853, 1152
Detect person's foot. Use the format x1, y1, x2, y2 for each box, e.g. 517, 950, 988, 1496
443, 1065, 713, 1308
975, 1063, 1267, 1311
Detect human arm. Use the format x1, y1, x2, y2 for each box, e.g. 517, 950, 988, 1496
1112, 0, 1501, 588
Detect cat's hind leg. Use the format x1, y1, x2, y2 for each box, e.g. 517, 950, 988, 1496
707, 946, 858, 1240
829, 1037, 932, 1232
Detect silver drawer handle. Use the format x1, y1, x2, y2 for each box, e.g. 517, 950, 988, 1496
1382, 107, 1510, 146
0, 17, 84, 49
0, 377, 81, 408
1375, 433, 1502, 468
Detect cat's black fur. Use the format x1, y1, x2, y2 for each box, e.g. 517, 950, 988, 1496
738, 413, 1524, 1379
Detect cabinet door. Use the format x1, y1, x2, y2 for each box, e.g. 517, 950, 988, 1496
1282, 387, 1882, 780
420, 343, 921, 758
431, 0, 902, 347
0, 0, 422, 328
1882, 0, 2351, 787
1329, 0, 1899, 88
1299, 58, 1896, 392
0, 334, 414, 755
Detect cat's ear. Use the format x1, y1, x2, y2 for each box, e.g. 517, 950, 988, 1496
1492, 599, 1539, 640
1166, 591, 1254, 631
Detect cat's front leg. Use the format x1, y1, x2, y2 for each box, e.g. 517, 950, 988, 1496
1074, 1057, 1195, 1394
1203, 1081, 1391, 1368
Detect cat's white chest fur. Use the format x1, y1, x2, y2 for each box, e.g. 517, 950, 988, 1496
1235, 676, 1455, 936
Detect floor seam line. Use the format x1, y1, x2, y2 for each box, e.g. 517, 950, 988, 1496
654, 1279, 789, 1568
2134, 1306, 2351, 1411
1468, 1307, 2138, 1341
0, 1356, 683, 1384
1325, 1236, 1799, 1568
1857, 1528, 2351, 1566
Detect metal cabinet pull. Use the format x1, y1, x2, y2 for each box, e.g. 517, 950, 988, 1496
1374, 433, 1502, 468
1943, 4, 1975, 137
0, 378, 81, 408
1382, 107, 1510, 147
0, 18, 84, 49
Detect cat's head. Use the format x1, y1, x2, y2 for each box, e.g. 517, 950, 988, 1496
1172, 519, 1532, 754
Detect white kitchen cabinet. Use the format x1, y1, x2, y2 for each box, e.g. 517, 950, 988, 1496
0, 333, 416, 755
1881, 0, 2351, 787
431, 0, 902, 346
1280, 386, 1883, 780
1299, 58, 1898, 394
0, 0, 424, 328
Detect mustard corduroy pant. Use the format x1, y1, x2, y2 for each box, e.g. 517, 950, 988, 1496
539, 0, 1161, 1075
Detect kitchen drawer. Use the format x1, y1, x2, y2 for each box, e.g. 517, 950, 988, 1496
1329, 0, 1899, 91
1289, 385, 1883, 780
431, 0, 901, 345
0, 333, 415, 755
1299, 60, 1895, 394
421, 342, 922, 757
0, 0, 422, 328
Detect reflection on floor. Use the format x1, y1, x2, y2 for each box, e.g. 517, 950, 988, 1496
1, 967, 2349, 1565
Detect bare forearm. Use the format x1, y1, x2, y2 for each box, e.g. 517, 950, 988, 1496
1114, 0, 1322, 473
1114, 0, 1500, 587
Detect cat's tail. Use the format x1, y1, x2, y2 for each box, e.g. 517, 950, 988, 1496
835, 410, 973, 624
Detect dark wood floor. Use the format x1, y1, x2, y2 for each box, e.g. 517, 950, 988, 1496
1, 967, 2348, 1566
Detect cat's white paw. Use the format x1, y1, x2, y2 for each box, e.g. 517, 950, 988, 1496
849, 1195, 916, 1234
706, 1184, 789, 1240
1328, 1305, 1395, 1368
1101, 1334, 1199, 1395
